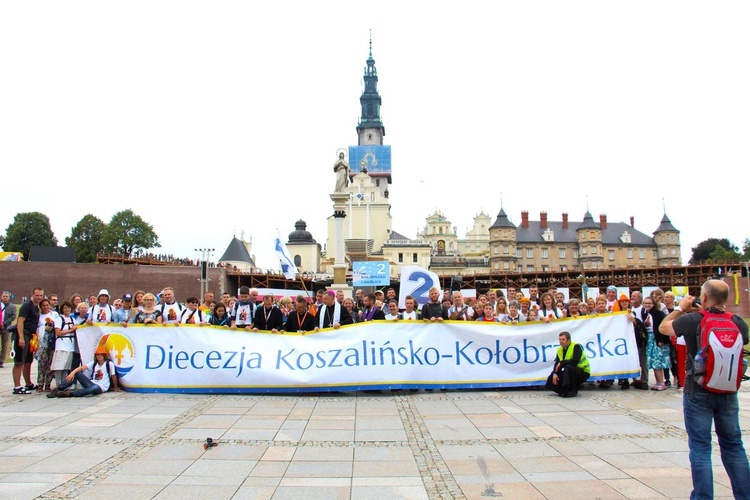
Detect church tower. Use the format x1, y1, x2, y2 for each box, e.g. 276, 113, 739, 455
356, 35, 385, 147
348, 35, 392, 199
323, 37, 393, 271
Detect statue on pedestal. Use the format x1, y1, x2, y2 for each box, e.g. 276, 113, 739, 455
333, 152, 350, 192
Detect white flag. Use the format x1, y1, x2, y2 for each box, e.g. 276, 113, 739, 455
274, 232, 298, 280
399, 265, 441, 309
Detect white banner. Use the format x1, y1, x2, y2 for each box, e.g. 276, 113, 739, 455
77, 313, 640, 394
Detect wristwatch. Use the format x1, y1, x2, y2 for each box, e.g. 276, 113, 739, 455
674, 306, 682, 312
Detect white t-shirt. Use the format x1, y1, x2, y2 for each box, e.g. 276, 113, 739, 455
53, 315, 78, 352
401, 311, 419, 321
233, 302, 255, 326
90, 304, 114, 323
161, 302, 183, 324
86, 359, 116, 392
180, 308, 207, 324
384, 312, 401, 321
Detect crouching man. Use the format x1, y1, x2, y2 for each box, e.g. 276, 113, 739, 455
546, 331, 590, 398
48, 346, 119, 398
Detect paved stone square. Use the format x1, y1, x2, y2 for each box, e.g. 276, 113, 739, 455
0, 375, 748, 499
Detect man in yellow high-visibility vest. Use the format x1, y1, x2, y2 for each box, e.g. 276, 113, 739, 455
546, 331, 591, 398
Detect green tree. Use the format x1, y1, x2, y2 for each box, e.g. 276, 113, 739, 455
742, 238, 750, 260
709, 244, 741, 262
101, 209, 160, 256
65, 214, 107, 263
689, 238, 738, 264
1, 212, 58, 259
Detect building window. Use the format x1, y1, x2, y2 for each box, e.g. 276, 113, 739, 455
503, 231, 508, 238
671, 248, 676, 255
494, 246, 499, 255
582, 232, 587, 239
517, 249, 522, 258
542, 249, 548, 259
527, 265, 534, 272
559, 248, 566, 259
560, 265, 567, 271
294, 255, 302, 266
590, 231, 596, 239
627, 249, 633, 259
527, 249, 533, 258
583, 262, 589, 269
493, 231, 498, 238
639, 249, 645, 259
573, 249, 579, 259
503, 261, 509, 270
662, 248, 667, 255
653, 250, 658, 259
503, 245, 509, 254
542, 265, 549, 272
398, 253, 403, 263
494, 262, 499, 269
670, 235, 676, 242
582, 247, 587, 255
413, 253, 418, 262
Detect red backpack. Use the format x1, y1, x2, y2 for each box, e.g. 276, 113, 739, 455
694, 310, 744, 393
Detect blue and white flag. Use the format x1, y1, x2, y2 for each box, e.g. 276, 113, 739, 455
274, 232, 298, 280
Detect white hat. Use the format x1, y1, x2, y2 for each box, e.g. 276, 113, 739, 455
98, 289, 110, 297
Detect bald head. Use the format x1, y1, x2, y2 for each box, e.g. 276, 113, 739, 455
701, 279, 729, 307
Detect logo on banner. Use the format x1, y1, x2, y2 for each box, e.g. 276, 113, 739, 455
98, 333, 135, 378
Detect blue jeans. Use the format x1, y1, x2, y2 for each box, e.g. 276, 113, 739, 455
683, 391, 750, 499
59, 372, 103, 397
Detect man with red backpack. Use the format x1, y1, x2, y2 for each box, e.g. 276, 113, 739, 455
660, 279, 749, 499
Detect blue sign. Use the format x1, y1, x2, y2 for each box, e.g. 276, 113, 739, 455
348, 145, 391, 175
353, 261, 390, 287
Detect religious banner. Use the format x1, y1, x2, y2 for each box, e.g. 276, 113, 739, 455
77, 314, 639, 394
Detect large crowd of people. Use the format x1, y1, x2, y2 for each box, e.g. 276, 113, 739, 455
0, 282, 690, 398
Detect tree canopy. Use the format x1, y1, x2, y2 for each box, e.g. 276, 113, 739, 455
689, 238, 740, 264
0, 212, 58, 259
101, 209, 160, 256
65, 214, 107, 263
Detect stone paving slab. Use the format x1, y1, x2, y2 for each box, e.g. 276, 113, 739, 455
0, 372, 748, 499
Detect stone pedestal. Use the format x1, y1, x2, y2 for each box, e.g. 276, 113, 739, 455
330, 193, 349, 287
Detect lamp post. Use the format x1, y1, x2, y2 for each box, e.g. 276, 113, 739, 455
195, 248, 215, 299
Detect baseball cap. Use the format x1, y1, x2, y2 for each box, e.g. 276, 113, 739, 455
122, 293, 133, 301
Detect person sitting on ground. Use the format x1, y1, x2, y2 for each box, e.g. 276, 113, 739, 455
546, 331, 590, 398
49, 346, 120, 398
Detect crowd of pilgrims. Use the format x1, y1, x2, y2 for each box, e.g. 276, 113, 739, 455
16, 282, 684, 394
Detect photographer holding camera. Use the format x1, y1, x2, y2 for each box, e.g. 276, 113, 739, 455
660, 280, 749, 499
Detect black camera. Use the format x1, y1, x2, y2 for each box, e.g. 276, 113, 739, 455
692, 297, 702, 308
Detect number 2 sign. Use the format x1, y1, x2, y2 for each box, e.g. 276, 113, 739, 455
399, 266, 441, 309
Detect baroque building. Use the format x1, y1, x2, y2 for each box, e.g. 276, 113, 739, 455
297, 40, 682, 277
